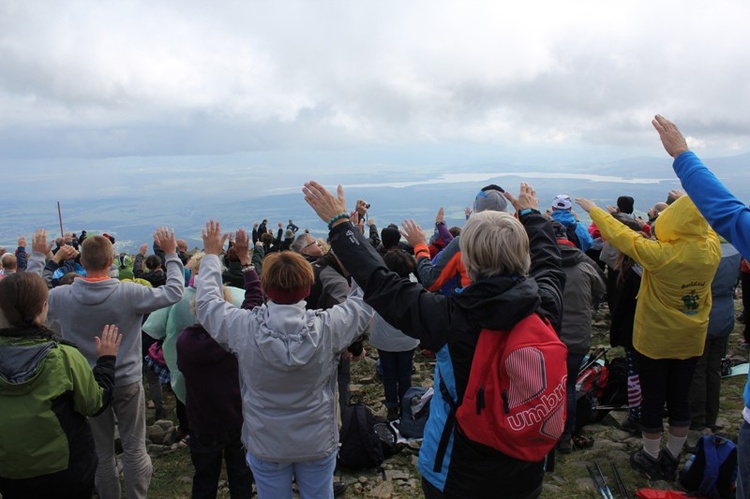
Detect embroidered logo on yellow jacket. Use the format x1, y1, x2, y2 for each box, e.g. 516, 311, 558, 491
591, 196, 721, 360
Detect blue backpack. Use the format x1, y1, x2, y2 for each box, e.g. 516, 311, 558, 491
398, 386, 431, 439
679, 435, 737, 499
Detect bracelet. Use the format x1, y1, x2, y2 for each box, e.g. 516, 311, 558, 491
241, 263, 255, 272
518, 208, 537, 217
327, 213, 350, 230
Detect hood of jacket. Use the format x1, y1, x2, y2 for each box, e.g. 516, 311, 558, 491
253, 301, 321, 369
68, 278, 121, 306
453, 274, 541, 331
558, 241, 587, 267
550, 209, 576, 227
0, 332, 57, 394
652, 195, 709, 242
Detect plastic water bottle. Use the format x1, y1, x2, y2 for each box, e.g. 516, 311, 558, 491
684, 454, 696, 472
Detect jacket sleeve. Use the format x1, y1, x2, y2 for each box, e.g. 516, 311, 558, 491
436, 222, 455, 246
319, 266, 350, 308
15, 246, 28, 271
241, 268, 264, 309
330, 222, 453, 351
416, 236, 460, 289
133, 253, 146, 279
319, 285, 374, 354
68, 347, 116, 417
674, 151, 750, 260
195, 254, 256, 354
26, 251, 46, 276
368, 223, 380, 248
131, 253, 185, 314
590, 207, 672, 272
521, 212, 566, 331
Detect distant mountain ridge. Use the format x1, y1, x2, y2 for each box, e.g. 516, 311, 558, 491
3, 153, 749, 252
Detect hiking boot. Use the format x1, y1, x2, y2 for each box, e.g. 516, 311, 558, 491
659, 448, 680, 482
630, 449, 662, 480
334, 482, 347, 497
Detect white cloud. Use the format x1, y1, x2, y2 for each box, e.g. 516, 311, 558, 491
2, 0, 750, 163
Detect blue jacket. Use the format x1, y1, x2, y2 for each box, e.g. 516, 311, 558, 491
671, 151, 750, 410
550, 209, 594, 252
707, 242, 741, 338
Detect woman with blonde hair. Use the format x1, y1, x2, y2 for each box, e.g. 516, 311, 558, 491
195, 221, 373, 499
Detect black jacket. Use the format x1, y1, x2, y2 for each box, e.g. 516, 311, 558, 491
330, 212, 564, 498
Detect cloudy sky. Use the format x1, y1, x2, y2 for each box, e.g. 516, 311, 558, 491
2, 0, 750, 206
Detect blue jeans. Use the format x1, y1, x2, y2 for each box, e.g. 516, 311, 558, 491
738, 421, 750, 499
189, 428, 253, 499
377, 349, 415, 408
246, 451, 336, 499
564, 353, 585, 435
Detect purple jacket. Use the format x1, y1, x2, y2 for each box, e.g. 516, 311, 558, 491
176, 267, 262, 432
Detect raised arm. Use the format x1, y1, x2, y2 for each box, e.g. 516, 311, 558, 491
303, 181, 452, 351
653, 114, 750, 258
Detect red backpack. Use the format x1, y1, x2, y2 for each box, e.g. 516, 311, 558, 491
436, 313, 568, 468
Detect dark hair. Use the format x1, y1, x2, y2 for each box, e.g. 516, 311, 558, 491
0, 272, 49, 328
260, 232, 274, 245
611, 213, 647, 287
225, 247, 240, 262
449, 226, 461, 238
383, 249, 416, 278
145, 255, 162, 271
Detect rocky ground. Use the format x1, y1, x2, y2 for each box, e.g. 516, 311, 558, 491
143, 301, 749, 498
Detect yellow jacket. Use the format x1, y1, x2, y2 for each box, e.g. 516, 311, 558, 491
590, 196, 720, 359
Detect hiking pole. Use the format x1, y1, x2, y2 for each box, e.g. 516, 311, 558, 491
610, 460, 630, 499
586, 465, 608, 499
595, 462, 615, 499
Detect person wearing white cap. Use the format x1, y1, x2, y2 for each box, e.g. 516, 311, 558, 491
549, 194, 594, 252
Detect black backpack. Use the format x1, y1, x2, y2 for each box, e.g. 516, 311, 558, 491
338, 400, 398, 470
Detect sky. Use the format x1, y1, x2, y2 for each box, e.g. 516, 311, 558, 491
2, 1, 750, 213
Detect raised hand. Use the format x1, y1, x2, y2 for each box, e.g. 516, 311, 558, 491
400, 219, 426, 247
32, 229, 53, 255
53, 244, 79, 263
153, 227, 177, 254
504, 182, 539, 212
575, 198, 598, 213
95, 325, 123, 357
435, 207, 445, 225
139, 243, 148, 255
652, 114, 689, 158
303, 181, 348, 226
18, 236, 26, 248
202, 220, 228, 255
234, 229, 251, 265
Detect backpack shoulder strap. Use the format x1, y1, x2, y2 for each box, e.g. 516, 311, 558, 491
698, 435, 722, 495
434, 369, 458, 473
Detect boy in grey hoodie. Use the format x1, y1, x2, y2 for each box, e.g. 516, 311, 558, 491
28, 228, 184, 499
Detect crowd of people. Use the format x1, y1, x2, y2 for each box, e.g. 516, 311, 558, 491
0, 115, 749, 498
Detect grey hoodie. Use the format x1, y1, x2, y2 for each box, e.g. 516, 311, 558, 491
195, 254, 373, 463
28, 252, 184, 386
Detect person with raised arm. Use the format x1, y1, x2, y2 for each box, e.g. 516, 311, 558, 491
195, 220, 372, 499
576, 190, 720, 482
651, 114, 750, 497
303, 181, 564, 499
26, 227, 184, 499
